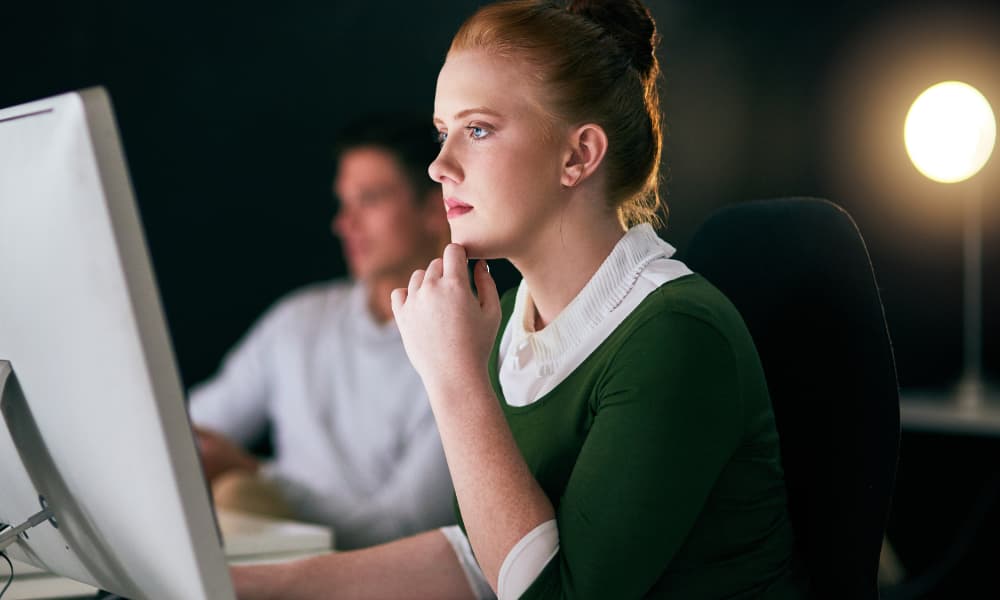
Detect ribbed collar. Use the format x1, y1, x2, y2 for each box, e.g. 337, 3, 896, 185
508, 223, 677, 376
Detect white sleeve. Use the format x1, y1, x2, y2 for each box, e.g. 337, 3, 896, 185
187, 305, 282, 445
439, 520, 559, 600
497, 519, 559, 600
440, 526, 496, 600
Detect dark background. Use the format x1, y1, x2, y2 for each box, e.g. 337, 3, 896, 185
4, 0, 1000, 595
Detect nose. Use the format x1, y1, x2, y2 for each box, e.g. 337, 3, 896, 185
428, 142, 462, 185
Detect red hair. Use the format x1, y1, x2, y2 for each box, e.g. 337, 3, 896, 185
450, 0, 664, 227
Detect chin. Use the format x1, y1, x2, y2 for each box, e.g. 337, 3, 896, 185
450, 225, 511, 260
346, 259, 372, 280
449, 238, 501, 260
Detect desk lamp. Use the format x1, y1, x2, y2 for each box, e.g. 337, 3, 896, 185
904, 80, 996, 410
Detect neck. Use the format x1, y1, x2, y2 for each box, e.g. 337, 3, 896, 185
363, 249, 445, 324
361, 227, 449, 324
511, 212, 625, 330
365, 277, 402, 324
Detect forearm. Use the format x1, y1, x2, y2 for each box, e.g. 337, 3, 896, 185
428, 377, 554, 590
196, 427, 261, 483
232, 529, 474, 600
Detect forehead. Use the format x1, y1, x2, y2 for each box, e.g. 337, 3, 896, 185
337, 147, 405, 180
334, 146, 411, 192
434, 50, 545, 122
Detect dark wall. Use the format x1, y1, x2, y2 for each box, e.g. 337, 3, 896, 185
2, 1, 485, 385
5, 0, 1000, 595
5, 1, 999, 391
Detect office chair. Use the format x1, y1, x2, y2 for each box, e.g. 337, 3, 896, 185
684, 197, 901, 599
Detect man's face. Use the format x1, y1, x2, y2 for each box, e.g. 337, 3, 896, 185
332, 146, 442, 282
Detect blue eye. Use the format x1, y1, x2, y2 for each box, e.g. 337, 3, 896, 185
466, 126, 489, 140
435, 131, 448, 145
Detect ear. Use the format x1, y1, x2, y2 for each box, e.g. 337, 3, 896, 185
561, 123, 608, 188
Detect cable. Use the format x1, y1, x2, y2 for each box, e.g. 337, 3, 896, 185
0, 551, 13, 599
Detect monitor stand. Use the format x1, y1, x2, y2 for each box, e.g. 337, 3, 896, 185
0, 505, 54, 552
0, 360, 56, 551
0, 359, 137, 590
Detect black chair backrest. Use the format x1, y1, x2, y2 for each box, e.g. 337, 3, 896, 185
684, 197, 900, 599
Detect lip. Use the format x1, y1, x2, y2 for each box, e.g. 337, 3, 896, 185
444, 197, 473, 219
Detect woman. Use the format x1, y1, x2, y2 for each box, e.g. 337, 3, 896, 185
234, 1, 803, 597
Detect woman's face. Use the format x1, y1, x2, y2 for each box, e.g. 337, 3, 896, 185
430, 50, 568, 260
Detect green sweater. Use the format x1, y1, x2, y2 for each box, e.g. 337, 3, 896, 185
458, 274, 804, 598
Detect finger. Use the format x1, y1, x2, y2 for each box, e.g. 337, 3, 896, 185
473, 260, 501, 315
408, 269, 426, 296
390, 287, 408, 315
442, 243, 469, 280
425, 257, 444, 281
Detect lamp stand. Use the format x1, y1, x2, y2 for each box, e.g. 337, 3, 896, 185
957, 179, 987, 411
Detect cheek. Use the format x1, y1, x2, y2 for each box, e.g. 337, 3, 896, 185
379, 207, 423, 241
492, 152, 561, 208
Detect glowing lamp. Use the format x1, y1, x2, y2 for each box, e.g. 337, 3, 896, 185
905, 81, 995, 409
905, 81, 995, 183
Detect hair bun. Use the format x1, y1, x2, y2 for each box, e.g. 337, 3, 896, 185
567, 0, 658, 78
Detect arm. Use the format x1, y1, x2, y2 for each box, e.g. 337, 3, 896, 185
188, 300, 288, 476
194, 426, 260, 482
425, 372, 552, 589
187, 326, 274, 446
232, 529, 476, 600
391, 246, 554, 591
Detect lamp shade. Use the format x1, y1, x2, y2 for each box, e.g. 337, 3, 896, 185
904, 81, 996, 183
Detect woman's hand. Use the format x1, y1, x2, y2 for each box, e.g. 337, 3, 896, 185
391, 244, 501, 400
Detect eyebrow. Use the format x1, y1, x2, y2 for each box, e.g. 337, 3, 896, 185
433, 106, 502, 126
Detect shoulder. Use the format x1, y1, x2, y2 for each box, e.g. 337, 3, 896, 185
596, 273, 760, 388
592, 275, 758, 417
256, 278, 357, 331
616, 273, 750, 349
278, 278, 355, 309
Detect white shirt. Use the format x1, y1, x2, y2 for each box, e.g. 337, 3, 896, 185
188, 280, 455, 550
441, 224, 692, 599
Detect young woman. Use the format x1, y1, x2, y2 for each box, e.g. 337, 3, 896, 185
233, 1, 804, 597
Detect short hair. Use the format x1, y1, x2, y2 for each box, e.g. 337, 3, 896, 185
333, 113, 440, 201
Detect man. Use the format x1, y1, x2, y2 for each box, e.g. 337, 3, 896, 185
188, 114, 454, 550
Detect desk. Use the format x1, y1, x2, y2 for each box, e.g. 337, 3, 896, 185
4, 509, 333, 600
900, 388, 1000, 437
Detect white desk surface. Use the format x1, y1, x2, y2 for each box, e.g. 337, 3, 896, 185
4, 509, 333, 600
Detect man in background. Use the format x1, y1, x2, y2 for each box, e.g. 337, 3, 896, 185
188, 114, 455, 550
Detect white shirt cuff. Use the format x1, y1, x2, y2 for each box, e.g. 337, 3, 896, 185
440, 525, 496, 599
497, 519, 559, 600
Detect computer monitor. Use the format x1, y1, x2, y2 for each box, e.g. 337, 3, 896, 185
0, 88, 235, 599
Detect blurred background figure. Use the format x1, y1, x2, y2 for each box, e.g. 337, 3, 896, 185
187, 114, 456, 550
